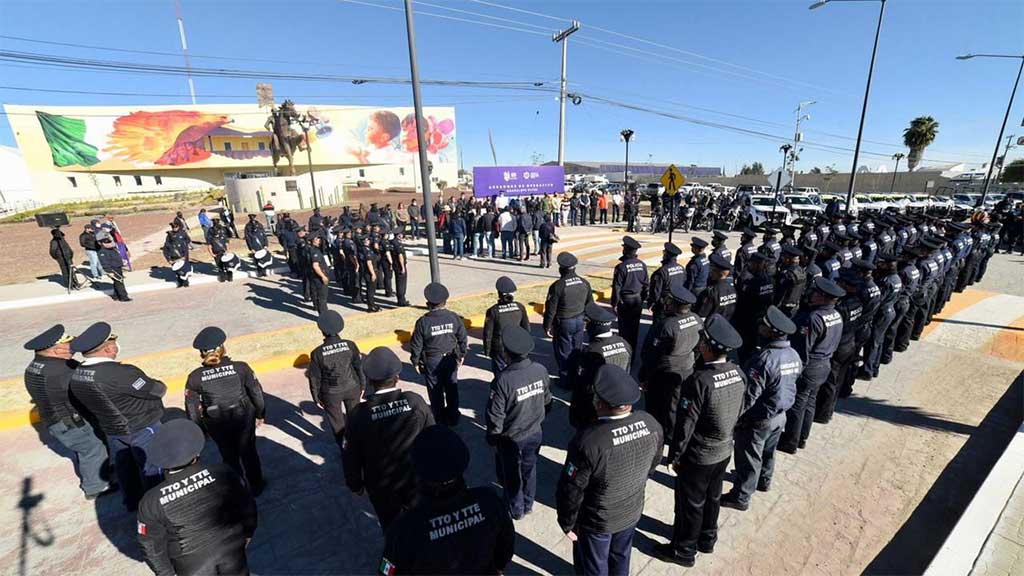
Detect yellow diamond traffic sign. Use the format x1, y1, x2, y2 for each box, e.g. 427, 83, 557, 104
661, 164, 686, 195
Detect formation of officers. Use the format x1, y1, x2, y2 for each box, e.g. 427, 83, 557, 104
22, 205, 1001, 574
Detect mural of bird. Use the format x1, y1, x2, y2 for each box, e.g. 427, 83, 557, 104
104, 110, 232, 166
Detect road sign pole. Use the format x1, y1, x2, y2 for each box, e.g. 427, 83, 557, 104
668, 195, 675, 243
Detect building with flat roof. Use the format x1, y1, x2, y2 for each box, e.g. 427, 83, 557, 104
546, 160, 723, 181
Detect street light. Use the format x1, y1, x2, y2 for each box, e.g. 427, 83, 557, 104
810, 0, 887, 215
956, 52, 1024, 207
890, 152, 905, 193
620, 129, 634, 190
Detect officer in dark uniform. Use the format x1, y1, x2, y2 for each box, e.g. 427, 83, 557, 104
24, 324, 114, 499
557, 365, 663, 576
344, 347, 434, 529
647, 243, 686, 329
778, 278, 844, 453
894, 244, 930, 351
711, 230, 731, 264
813, 269, 864, 426
684, 237, 710, 296
296, 227, 313, 301
570, 303, 633, 428
137, 419, 257, 576
482, 276, 531, 375
306, 310, 364, 454
885, 251, 920, 361
610, 236, 649, 354
308, 234, 332, 315
69, 322, 166, 510
640, 282, 701, 451
380, 425, 515, 575
843, 259, 881, 395
389, 232, 411, 306
359, 235, 382, 312
774, 245, 807, 317
800, 246, 822, 290
694, 253, 737, 321
340, 229, 361, 301
486, 326, 552, 519
654, 315, 746, 568
861, 253, 902, 380
734, 252, 775, 362
98, 234, 131, 301
759, 227, 782, 275
244, 214, 269, 277
721, 307, 802, 511
733, 228, 758, 279
410, 283, 468, 426
163, 224, 191, 288
208, 224, 233, 283
543, 252, 594, 385
378, 235, 395, 299
798, 222, 819, 251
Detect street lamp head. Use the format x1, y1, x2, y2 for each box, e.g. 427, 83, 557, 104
956, 54, 974, 60
620, 129, 634, 141
809, 1, 829, 10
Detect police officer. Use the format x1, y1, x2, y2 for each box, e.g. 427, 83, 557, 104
97, 233, 131, 301
654, 315, 746, 568
778, 278, 844, 453
308, 234, 332, 315
340, 229, 361, 301
69, 322, 166, 510
209, 222, 233, 283
244, 213, 269, 277
486, 326, 551, 519
389, 231, 411, 306
543, 252, 594, 385
359, 235, 381, 313
570, 303, 633, 428
410, 283, 468, 426
640, 282, 701, 451
800, 246, 823, 289
610, 236, 649, 354
774, 245, 807, 317
759, 227, 782, 274
734, 252, 775, 362
694, 253, 737, 321
799, 222, 819, 251
482, 276, 531, 375
162, 223, 191, 288
137, 419, 257, 576
380, 425, 515, 574
307, 310, 364, 452
711, 230, 731, 263
344, 347, 434, 529
733, 228, 758, 279
184, 326, 266, 495
24, 324, 114, 499
647, 242, 686, 329
721, 307, 802, 511
861, 253, 902, 380
813, 269, 864, 426
378, 234, 395, 299
556, 365, 663, 576
684, 237, 710, 296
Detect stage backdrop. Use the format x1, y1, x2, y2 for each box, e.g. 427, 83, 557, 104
473, 165, 565, 197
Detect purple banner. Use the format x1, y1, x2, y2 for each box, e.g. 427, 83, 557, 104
473, 165, 565, 197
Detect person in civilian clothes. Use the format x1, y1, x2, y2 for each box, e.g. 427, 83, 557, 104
410, 283, 468, 426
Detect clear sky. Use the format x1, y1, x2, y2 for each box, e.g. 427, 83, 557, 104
1, 0, 1022, 175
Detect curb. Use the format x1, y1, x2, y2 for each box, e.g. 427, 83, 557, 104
0, 285, 614, 432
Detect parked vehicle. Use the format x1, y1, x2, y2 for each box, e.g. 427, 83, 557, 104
784, 194, 824, 220
745, 195, 791, 227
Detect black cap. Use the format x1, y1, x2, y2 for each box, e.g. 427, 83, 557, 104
750, 252, 771, 264
424, 282, 449, 305
741, 227, 757, 238
781, 245, 803, 258
622, 236, 641, 250
668, 280, 697, 304
502, 326, 534, 356
495, 276, 517, 294
557, 252, 578, 267
663, 242, 682, 256
764, 306, 797, 335
248, 213, 257, 219
877, 252, 898, 263
691, 237, 709, 249
592, 364, 641, 406
709, 252, 732, 270
585, 302, 615, 324
24, 324, 71, 351
192, 326, 226, 351
838, 267, 862, 285
847, 230, 862, 241
148, 419, 205, 470
812, 277, 845, 298
712, 230, 728, 242
703, 314, 743, 351
317, 310, 344, 335
762, 226, 779, 235
70, 322, 116, 354
823, 241, 842, 253
363, 347, 402, 382
801, 246, 819, 259
413, 425, 470, 484
850, 258, 875, 273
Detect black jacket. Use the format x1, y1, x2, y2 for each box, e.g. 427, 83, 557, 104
670, 360, 746, 465
740, 340, 802, 424
307, 336, 364, 404
69, 360, 166, 436
482, 300, 531, 359
184, 359, 266, 423
409, 308, 468, 368
556, 410, 662, 534
790, 304, 843, 364
646, 259, 686, 310
24, 355, 81, 427
244, 221, 268, 251
611, 256, 649, 307
640, 311, 702, 380
486, 359, 551, 442
570, 334, 632, 428
543, 272, 594, 332
693, 277, 737, 320
79, 231, 99, 251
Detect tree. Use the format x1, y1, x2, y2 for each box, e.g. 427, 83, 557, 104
1002, 159, 1024, 183
809, 166, 823, 174
903, 116, 940, 172
740, 162, 765, 175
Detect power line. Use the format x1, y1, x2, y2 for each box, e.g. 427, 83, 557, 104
463, 0, 571, 23
409, 0, 552, 32
336, 0, 549, 36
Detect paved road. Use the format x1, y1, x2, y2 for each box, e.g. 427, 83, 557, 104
3, 275, 1022, 574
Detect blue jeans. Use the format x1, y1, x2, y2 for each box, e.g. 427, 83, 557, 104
494, 431, 542, 518
49, 420, 110, 496
500, 231, 515, 258
531, 230, 540, 251
453, 234, 465, 257
472, 232, 483, 257
85, 250, 104, 279
573, 526, 636, 576
486, 232, 496, 258
108, 421, 163, 509
411, 219, 420, 238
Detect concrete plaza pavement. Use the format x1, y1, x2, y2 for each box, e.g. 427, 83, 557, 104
2, 256, 1023, 574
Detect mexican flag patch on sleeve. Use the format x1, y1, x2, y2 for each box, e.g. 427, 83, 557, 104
137, 522, 147, 536
379, 556, 396, 576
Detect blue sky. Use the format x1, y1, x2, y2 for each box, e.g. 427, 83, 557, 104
1, 0, 1022, 175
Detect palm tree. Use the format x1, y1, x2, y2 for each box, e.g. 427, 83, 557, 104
903, 116, 939, 171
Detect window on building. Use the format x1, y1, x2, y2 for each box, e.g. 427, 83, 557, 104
154, 175, 163, 185
399, 167, 405, 176
113, 176, 122, 187
258, 142, 266, 151
358, 169, 365, 178
224, 142, 233, 151
134, 175, 143, 186
67, 176, 77, 188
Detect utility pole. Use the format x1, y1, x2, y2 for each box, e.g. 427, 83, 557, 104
553, 20, 580, 167
995, 134, 1016, 184
173, 0, 197, 105
791, 101, 815, 188
404, 0, 440, 282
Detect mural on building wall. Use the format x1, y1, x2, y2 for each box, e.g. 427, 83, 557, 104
9, 104, 456, 173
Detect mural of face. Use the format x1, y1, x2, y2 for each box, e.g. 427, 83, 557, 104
366, 111, 401, 149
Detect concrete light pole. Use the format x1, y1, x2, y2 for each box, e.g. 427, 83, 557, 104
620, 129, 634, 188
553, 20, 580, 167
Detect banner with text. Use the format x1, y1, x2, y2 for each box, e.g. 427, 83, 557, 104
473, 165, 565, 197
